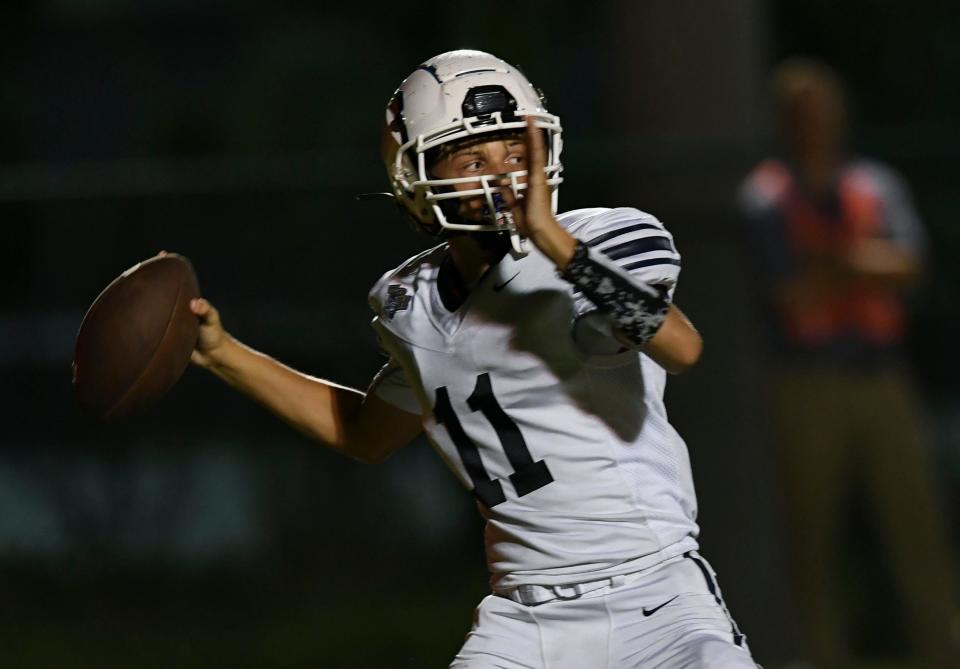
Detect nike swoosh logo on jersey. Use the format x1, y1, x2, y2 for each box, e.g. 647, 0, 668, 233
493, 272, 520, 292
642, 595, 679, 617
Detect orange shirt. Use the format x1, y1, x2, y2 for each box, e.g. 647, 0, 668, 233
741, 158, 924, 356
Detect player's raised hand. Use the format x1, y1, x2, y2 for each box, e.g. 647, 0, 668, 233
190, 298, 229, 368
519, 116, 577, 268
519, 116, 553, 231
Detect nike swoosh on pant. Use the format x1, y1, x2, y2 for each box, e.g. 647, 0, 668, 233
642, 595, 679, 617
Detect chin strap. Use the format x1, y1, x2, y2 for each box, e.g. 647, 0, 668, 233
560, 241, 670, 347
355, 192, 396, 202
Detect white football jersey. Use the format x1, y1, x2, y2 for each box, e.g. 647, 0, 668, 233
368, 207, 699, 590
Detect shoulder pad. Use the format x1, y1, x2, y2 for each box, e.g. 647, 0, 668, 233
368, 244, 445, 320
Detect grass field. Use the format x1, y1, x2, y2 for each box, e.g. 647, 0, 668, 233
0, 566, 487, 668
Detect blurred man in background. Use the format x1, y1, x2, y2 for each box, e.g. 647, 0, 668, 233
740, 58, 960, 668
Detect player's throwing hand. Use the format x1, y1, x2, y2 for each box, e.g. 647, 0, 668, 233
189, 298, 227, 368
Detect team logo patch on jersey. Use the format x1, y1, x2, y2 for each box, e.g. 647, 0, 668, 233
384, 284, 412, 319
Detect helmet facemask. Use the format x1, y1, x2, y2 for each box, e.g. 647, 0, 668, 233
400, 112, 562, 255
383, 52, 563, 256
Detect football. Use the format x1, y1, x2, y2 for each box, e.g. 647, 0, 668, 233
73, 253, 200, 420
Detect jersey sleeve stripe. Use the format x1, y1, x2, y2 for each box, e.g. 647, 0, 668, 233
622, 257, 682, 271
570, 257, 681, 297
599, 236, 676, 261
585, 222, 663, 247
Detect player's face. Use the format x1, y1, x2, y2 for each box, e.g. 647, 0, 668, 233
780, 85, 845, 160
429, 134, 528, 221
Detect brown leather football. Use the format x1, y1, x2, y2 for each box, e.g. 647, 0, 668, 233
73, 253, 200, 420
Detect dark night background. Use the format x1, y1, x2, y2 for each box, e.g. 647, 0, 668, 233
1, 1, 958, 667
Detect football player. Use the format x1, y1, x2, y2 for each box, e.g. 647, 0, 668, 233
191, 50, 758, 668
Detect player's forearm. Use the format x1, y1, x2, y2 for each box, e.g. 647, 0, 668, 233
203, 335, 365, 451
560, 241, 671, 348
527, 216, 578, 269
638, 305, 703, 374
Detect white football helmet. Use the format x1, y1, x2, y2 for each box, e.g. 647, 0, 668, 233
382, 50, 563, 254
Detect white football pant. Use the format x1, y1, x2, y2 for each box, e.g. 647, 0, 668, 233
450, 552, 757, 669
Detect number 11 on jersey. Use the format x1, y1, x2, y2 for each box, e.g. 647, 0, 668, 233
434, 373, 554, 508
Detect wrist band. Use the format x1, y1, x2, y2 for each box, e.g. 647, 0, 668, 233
561, 242, 669, 346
